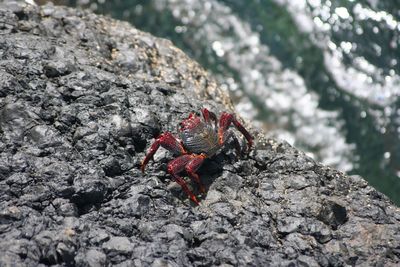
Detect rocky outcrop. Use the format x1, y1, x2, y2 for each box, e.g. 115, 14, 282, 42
0, 1, 399, 266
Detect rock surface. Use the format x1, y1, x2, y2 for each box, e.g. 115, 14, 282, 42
0, 1, 399, 266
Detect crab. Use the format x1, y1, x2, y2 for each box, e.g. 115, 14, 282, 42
140, 108, 253, 204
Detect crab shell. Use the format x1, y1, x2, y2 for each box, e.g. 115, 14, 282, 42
179, 113, 220, 157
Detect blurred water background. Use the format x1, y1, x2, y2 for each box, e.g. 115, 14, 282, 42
37, 0, 400, 205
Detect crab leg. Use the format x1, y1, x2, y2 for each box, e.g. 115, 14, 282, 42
218, 112, 253, 151
185, 154, 207, 193
141, 132, 186, 173
167, 155, 199, 204
201, 108, 218, 128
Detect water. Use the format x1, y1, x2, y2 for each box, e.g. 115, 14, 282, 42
46, 0, 400, 205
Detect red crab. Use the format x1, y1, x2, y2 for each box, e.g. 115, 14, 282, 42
140, 108, 253, 204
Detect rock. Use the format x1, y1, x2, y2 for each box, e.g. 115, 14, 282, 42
102, 237, 133, 255
0, 1, 399, 266
317, 200, 348, 230
289, 174, 311, 190
43, 60, 75, 77
71, 172, 110, 208
297, 255, 320, 267
75, 249, 107, 267
277, 216, 305, 234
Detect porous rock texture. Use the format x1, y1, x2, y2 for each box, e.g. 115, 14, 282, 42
0, 1, 399, 266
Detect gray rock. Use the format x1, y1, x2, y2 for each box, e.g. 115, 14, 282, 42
75, 249, 107, 267
0, 1, 399, 266
277, 216, 305, 234
317, 200, 348, 230
102, 237, 133, 255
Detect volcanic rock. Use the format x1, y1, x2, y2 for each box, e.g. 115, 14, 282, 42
0, 1, 399, 266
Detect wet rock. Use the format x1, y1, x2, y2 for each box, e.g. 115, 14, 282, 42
0, 1, 399, 267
